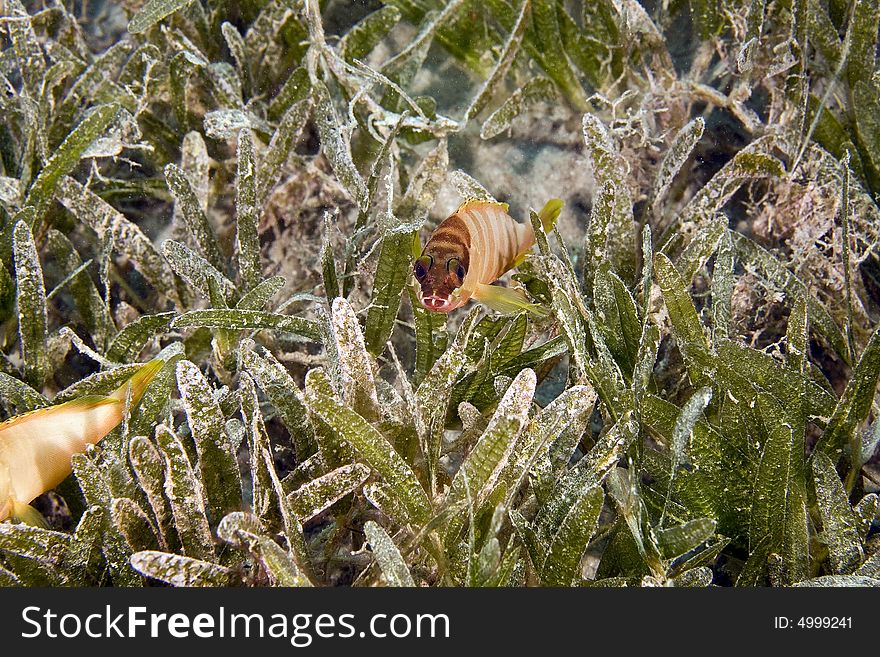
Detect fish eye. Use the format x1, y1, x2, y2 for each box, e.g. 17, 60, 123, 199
447, 258, 466, 282
414, 255, 432, 280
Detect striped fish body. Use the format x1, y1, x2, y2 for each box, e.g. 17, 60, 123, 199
414, 200, 537, 313
458, 201, 535, 293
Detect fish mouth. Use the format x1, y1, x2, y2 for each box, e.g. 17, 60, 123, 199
421, 295, 454, 313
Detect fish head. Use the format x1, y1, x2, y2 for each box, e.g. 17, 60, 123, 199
413, 250, 469, 313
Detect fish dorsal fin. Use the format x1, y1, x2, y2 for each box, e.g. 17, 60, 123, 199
59, 395, 123, 411
455, 198, 510, 216
0, 396, 121, 435
0, 360, 162, 433
0, 404, 51, 431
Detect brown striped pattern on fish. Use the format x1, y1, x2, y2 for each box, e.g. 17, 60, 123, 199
425, 214, 471, 266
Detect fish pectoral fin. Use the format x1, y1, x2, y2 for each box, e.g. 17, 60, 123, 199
473, 284, 549, 317
11, 501, 48, 528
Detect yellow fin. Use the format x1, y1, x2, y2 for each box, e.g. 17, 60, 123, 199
537, 198, 564, 233
473, 283, 549, 317
510, 252, 528, 269
108, 358, 164, 404
411, 231, 422, 258
12, 501, 48, 528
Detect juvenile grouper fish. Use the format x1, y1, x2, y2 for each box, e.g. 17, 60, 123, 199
413, 198, 563, 314
0, 359, 163, 525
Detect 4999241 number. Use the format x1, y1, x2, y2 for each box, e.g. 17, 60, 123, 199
797, 617, 852, 629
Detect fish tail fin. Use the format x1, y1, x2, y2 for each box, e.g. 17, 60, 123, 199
108, 358, 164, 405
11, 501, 48, 528
537, 199, 564, 233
